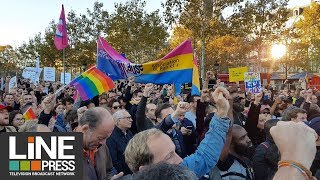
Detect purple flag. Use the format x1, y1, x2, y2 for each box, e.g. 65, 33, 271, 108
54, 5, 68, 50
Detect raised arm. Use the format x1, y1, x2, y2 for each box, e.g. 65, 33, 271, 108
136, 83, 153, 132
182, 87, 231, 177
271, 121, 317, 180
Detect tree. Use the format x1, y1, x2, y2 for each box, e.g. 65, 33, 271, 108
206, 35, 251, 71
227, 0, 290, 72
0, 45, 21, 75
295, 2, 320, 72
17, 2, 109, 73
106, 0, 168, 63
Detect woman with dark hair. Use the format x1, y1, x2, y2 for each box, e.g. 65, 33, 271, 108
9, 110, 25, 131
108, 99, 122, 114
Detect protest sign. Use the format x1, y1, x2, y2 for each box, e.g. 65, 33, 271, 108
22, 67, 42, 83
244, 72, 261, 94
61, 72, 71, 84
43, 67, 56, 82
228, 67, 248, 82
8, 76, 17, 93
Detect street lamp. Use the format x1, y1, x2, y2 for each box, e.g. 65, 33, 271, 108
214, 62, 219, 79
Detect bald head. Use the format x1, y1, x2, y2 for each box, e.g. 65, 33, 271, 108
78, 107, 115, 150
79, 107, 113, 129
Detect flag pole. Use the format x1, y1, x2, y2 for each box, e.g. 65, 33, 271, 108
63, 48, 66, 85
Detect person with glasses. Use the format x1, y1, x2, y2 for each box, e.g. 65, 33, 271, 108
108, 99, 122, 114
107, 109, 134, 175
9, 110, 25, 131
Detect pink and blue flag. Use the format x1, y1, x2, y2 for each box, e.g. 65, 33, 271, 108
96, 37, 200, 95
54, 5, 68, 50
97, 36, 135, 80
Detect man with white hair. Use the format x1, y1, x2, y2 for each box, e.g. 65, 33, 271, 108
107, 109, 134, 175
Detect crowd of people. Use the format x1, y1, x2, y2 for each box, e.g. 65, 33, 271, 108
0, 71, 319, 180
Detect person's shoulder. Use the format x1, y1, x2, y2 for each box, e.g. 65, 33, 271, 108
5, 126, 17, 132
217, 154, 235, 171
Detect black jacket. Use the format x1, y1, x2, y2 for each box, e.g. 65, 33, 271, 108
129, 104, 138, 135
106, 126, 133, 175
157, 115, 187, 158
311, 148, 320, 177
252, 139, 279, 180
180, 118, 197, 155
136, 96, 155, 132
245, 103, 265, 146
38, 111, 53, 126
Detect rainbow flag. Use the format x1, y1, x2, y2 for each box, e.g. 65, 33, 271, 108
54, 4, 69, 50
70, 67, 115, 100
23, 107, 37, 121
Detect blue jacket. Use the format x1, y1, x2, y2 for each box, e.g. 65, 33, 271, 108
181, 114, 230, 177
53, 113, 68, 132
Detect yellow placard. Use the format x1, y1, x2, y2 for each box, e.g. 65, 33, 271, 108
228, 67, 248, 82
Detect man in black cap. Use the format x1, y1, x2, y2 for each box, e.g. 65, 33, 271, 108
0, 104, 16, 133
233, 96, 246, 126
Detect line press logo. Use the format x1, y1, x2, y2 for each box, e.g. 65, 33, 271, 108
0, 132, 83, 180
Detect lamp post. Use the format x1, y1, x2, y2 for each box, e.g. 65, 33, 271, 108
214, 62, 219, 79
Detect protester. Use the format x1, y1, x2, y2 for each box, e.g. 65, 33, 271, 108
305, 117, 320, 178
3, 67, 320, 180
9, 110, 24, 131
107, 109, 133, 175
108, 99, 122, 114
132, 163, 197, 180
245, 93, 270, 146
155, 103, 188, 158
185, 95, 200, 128
252, 119, 279, 180
136, 83, 157, 132
75, 107, 116, 180
124, 87, 231, 178
3, 93, 14, 107
282, 107, 307, 122
271, 121, 318, 179
217, 124, 254, 179
0, 104, 16, 133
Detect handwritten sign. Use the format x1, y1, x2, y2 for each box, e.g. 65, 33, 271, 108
244, 72, 261, 94
22, 67, 42, 84
228, 67, 248, 82
61, 72, 71, 85
8, 76, 17, 93
43, 67, 56, 82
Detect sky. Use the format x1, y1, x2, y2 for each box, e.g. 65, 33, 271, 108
0, 0, 312, 47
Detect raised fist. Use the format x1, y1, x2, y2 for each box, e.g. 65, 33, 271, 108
211, 87, 230, 118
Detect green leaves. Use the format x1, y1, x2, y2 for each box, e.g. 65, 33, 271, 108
106, 0, 168, 63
